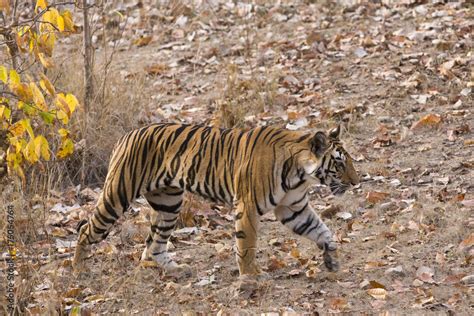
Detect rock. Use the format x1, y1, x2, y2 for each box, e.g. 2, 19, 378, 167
385, 265, 405, 277
354, 47, 368, 58
412, 279, 424, 287
389, 179, 401, 187
359, 279, 370, 289
336, 211, 353, 220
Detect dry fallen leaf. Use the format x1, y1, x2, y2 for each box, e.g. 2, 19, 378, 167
367, 288, 387, 300
267, 256, 287, 272
133, 36, 153, 47
145, 63, 169, 76
364, 261, 388, 271
369, 280, 387, 289
411, 114, 442, 130
321, 205, 341, 219
305, 266, 321, 279
290, 247, 301, 259
458, 233, 474, 251
366, 191, 390, 204
328, 297, 348, 311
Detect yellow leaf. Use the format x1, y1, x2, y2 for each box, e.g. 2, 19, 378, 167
23, 138, 39, 163
62, 10, 75, 32
37, 52, 54, 68
65, 94, 79, 113
29, 82, 47, 111
0, 105, 11, 120
35, 0, 48, 12
58, 128, 69, 138
9, 69, 20, 84
38, 33, 55, 56
34, 135, 50, 161
16, 26, 30, 52
6, 150, 25, 182
57, 138, 74, 158
57, 109, 69, 124
55, 93, 70, 115
8, 121, 26, 137
0, 65, 7, 83
57, 15, 65, 32
9, 82, 33, 102
20, 118, 34, 138
39, 73, 56, 96
43, 8, 58, 26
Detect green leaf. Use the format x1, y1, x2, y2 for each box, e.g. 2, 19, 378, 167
39, 111, 55, 124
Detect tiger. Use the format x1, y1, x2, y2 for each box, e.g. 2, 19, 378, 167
72, 123, 359, 279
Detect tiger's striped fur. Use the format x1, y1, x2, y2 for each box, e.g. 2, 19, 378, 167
73, 123, 359, 276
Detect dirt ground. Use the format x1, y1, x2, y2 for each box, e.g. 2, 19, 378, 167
1, 0, 473, 314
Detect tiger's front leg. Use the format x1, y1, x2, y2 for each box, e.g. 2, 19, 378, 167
234, 202, 261, 276
274, 203, 339, 272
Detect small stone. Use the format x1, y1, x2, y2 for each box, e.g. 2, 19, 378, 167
434, 177, 450, 185
413, 279, 424, 287
385, 265, 405, 277
460, 88, 471, 97
453, 99, 463, 109
354, 47, 368, 58
360, 279, 370, 289
336, 212, 353, 221
390, 179, 401, 187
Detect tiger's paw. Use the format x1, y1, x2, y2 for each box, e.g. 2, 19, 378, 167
323, 242, 339, 272
235, 274, 259, 295
72, 244, 89, 276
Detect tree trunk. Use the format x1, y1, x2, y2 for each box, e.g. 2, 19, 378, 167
82, 0, 93, 184
82, 0, 93, 111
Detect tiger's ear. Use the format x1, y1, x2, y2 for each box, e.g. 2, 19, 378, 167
329, 125, 341, 140
310, 131, 328, 157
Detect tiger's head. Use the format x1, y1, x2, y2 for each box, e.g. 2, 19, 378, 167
303, 125, 359, 195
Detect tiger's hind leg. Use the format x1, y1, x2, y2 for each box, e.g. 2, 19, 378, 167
73, 190, 129, 273
274, 203, 339, 272
141, 187, 192, 277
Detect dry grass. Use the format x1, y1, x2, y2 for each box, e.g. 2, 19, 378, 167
216, 63, 280, 128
